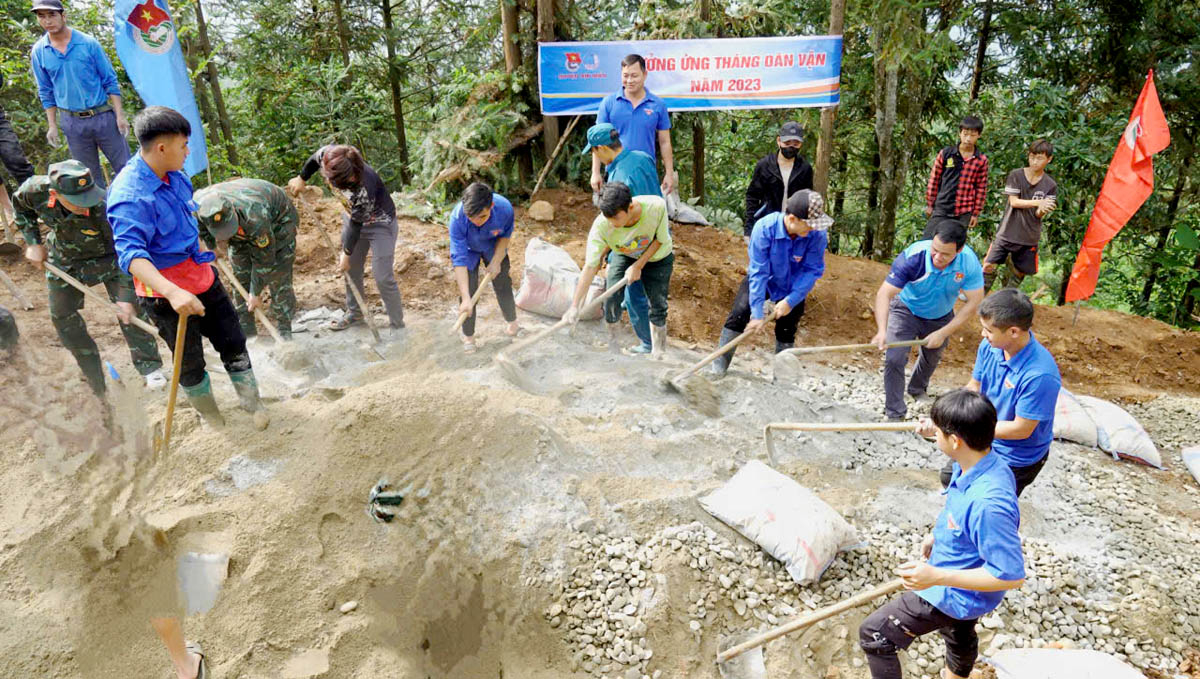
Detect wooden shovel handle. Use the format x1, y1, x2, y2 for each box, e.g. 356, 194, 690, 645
502, 276, 630, 358
717, 579, 905, 663
781, 339, 927, 356
451, 269, 495, 334
674, 308, 780, 383
765, 421, 919, 434
159, 313, 189, 455
42, 261, 158, 335
343, 271, 381, 342
216, 258, 285, 343
0, 267, 34, 310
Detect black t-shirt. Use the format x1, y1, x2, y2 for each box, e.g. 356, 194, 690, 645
997, 169, 1057, 245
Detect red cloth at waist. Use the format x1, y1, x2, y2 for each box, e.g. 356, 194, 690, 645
134, 258, 216, 298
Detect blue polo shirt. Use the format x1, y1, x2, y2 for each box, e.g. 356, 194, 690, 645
607, 149, 661, 198
448, 194, 514, 270
972, 333, 1061, 467
597, 89, 671, 162
108, 154, 213, 274
30, 29, 121, 111
919, 451, 1025, 620
747, 213, 827, 319
887, 240, 983, 319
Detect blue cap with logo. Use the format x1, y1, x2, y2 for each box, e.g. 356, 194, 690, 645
581, 123, 620, 155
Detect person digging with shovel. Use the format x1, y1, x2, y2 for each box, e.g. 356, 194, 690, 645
859, 388, 1025, 679
710, 189, 829, 378
563, 181, 674, 358
108, 106, 269, 430
448, 181, 520, 353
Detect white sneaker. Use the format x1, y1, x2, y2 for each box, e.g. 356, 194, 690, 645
144, 369, 168, 390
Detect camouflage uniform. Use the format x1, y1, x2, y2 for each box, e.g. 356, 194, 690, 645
14, 162, 162, 396
196, 178, 298, 339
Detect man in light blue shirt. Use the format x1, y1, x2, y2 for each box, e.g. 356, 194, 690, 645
30, 0, 130, 187
871, 219, 984, 420
589, 54, 675, 196
860, 389, 1025, 679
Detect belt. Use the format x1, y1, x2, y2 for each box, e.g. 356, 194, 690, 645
62, 104, 112, 119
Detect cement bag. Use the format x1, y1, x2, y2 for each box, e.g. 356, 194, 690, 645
1183, 446, 1200, 488
1052, 389, 1162, 468
665, 190, 711, 226
986, 649, 1142, 679
1052, 388, 1098, 448
514, 237, 604, 320
699, 460, 859, 584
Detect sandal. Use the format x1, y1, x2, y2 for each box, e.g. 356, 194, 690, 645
185, 640, 208, 679
329, 313, 364, 331
503, 322, 523, 338
462, 339, 477, 354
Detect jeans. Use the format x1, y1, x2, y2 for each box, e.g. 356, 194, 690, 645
604, 251, 673, 331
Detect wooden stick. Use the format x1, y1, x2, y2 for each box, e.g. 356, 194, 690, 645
500, 276, 629, 359
717, 579, 905, 663
344, 272, 381, 343
159, 314, 189, 455
451, 269, 494, 334
670, 309, 779, 386
42, 261, 160, 335
779, 338, 927, 356
0, 267, 33, 310
766, 421, 920, 433
215, 257, 285, 343
531, 114, 583, 197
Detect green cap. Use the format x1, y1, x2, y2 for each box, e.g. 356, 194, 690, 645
581, 123, 619, 155
48, 160, 105, 208
195, 190, 239, 240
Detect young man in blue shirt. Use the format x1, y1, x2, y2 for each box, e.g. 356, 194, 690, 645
108, 106, 268, 430
927, 289, 1061, 495
583, 123, 661, 198
872, 219, 984, 420
590, 54, 675, 197
711, 189, 830, 377
448, 182, 520, 352
30, 0, 131, 188
860, 389, 1025, 679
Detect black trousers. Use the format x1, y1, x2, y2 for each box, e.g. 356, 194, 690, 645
139, 273, 250, 388
940, 450, 1048, 497
0, 109, 35, 186
722, 275, 806, 343
462, 254, 517, 337
859, 591, 979, 679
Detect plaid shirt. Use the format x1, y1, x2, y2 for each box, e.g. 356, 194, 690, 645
925, 146, 989, 217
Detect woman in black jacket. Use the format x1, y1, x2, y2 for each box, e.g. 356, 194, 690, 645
743, 121, 813, 237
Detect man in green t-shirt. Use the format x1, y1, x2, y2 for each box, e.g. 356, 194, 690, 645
564, 182, 674, 358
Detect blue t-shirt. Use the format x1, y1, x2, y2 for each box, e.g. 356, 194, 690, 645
597, 89, 671, 162
887, 240, 983, 319
30, 29, 121, 111
447, 194, 515, 270
108, 154, 212, 274
607, 149, 661, 198
746, 213, 827, 319
919, 451, 1025, 620
972, 333, 1062, 467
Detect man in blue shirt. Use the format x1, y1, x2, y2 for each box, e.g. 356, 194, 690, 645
711, 189, 830, 377
590, 54, 675, 197
448, 182, 520, 352
872, 219, 984, 420
109, 106, 268, 431
927, 289, 1061, 495
860, 389, 1025, 679
30, 0, 131, 188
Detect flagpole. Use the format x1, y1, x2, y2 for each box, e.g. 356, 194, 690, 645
1072, 301, 1080, 327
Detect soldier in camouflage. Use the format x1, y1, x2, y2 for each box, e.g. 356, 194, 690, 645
195, 178, 298, 340
17, 159, 164, 396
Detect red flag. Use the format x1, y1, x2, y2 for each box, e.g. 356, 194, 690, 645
126, 0, 170, 33
1065, 70, 1170, 303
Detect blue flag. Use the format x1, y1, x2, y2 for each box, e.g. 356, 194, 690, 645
113, 0, 209, 177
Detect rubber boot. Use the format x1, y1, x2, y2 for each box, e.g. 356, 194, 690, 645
650, 323, 668, 360
606, 322, 622, 354
775, 341, 794, 354
182, 373, 225, 427
229, 368, 270, 430
709, 328, 740, 378
77, 352, 107, 397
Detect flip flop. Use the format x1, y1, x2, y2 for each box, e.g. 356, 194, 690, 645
462, 339, 477, 354
185, 640, 208, 679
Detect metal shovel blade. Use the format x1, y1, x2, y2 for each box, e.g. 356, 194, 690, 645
178, 551, 229, 616
717, 631, 767, 679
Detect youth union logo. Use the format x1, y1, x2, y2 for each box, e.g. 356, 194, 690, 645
127, 0, 175, 55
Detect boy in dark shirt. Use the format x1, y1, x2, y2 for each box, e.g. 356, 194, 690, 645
982, 140, 1057, 291
924, 116, 989, 237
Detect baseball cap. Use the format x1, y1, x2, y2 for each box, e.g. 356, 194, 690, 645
195, 190, 239, 240
48, 160, 104, 208
581, 123, 620, 155
785, 189, 834, 231
778, 121, 804, 143
31, 0, 64, 12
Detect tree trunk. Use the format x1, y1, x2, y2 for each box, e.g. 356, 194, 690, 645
502, 0, 532, 186
332, 0, 351, 69
813, 0, 846, 196
864, 150, 880, 256
691, 120, 705, 203
1141, 155, 1192, 305
1183, 252, 1200, 322
872, 56, 900, 261
380, 0, 410, 184
194, 0, 238, 167
830, 149, 847, 254
969, 0, 993, 101
537, 0, 559, 163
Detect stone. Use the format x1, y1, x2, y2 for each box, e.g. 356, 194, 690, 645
339, 600, 358, 614
529, 200, 555, 221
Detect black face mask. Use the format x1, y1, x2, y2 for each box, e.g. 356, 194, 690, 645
778, 146, 799, 160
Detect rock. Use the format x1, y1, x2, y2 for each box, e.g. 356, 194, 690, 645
529, 200, 555, 221
339, 600, 358, 614
689, 620, 701, 632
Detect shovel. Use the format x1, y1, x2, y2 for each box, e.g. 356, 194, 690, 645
763, 420, 918, 465
660, 309, 780, 417
157, 314, 188, 455
215, 257, 324, 373
716, 578, 905, 678
450, 269, 494, 335
773, 339, 928, 381
43, 261, 159, 335
305, 202, 388, 360
494, 275, 630, 391
0, 267, 33, 309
